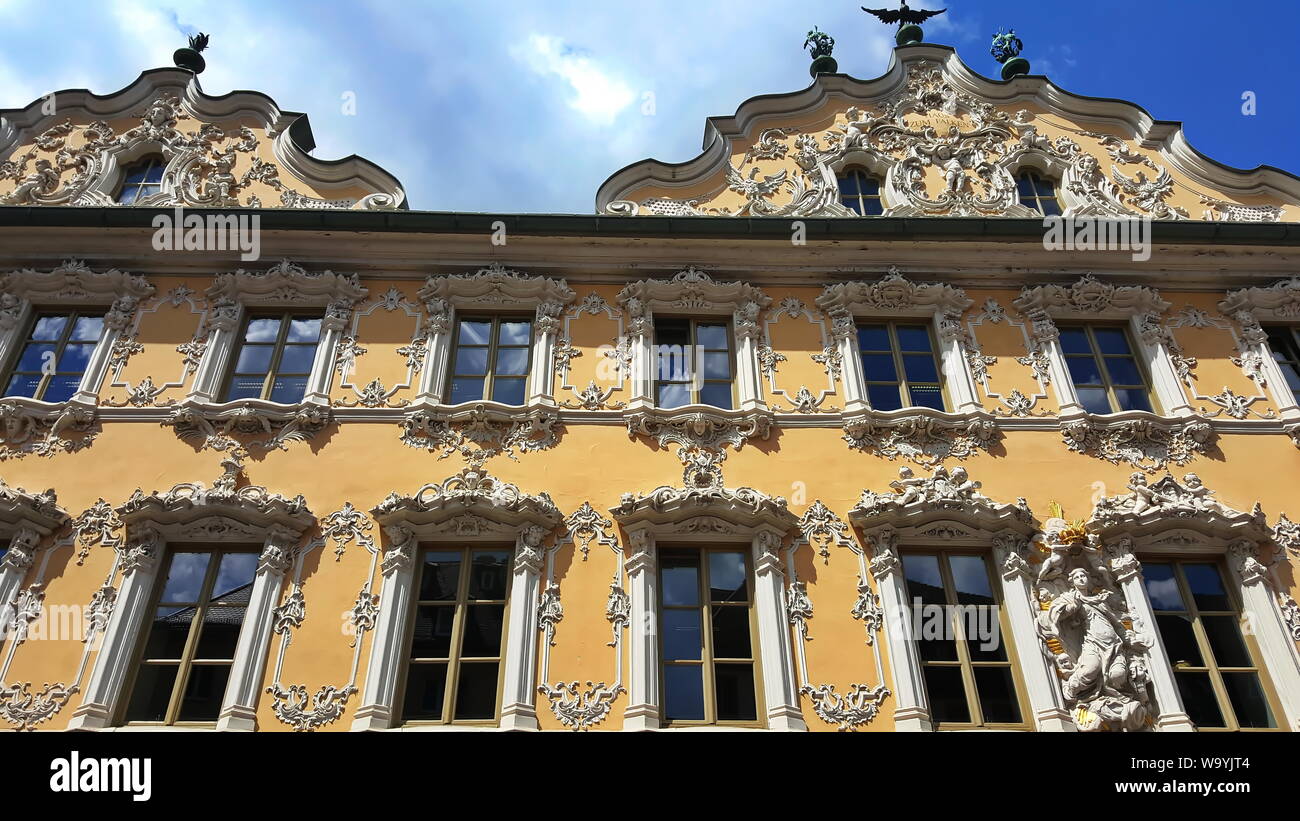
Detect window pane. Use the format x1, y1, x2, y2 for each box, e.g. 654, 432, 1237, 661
495, 347, 530, 376
419, 551, 461, 601
714, 663, 757, 722
923, 666, 971, 724
124, 665, 179, 723
450, 377, 485, 403
1057, 328, 1091, 354
1016, 175, 1036, 197
70, 316, 104, 341
1076, 387, 1112, 415
5, 373, 40, 398
711, 607, 752, 658
234, 345, 274, 374
1201, 616, 1251, 668
1183, 564, 1231, 611
1102, 357, 1144, 386
194, 612, 244, 661
1281, 363, 1300, 393
498, 321, 532, 346
907, 384, 945, 411
1093, 327, 1132, 355
1066, 356, 1103, 386
42, 375, 81, 403
896, 326, 932, 352
16, 343, 54, 372
160, 553, 212, 602
862, 196, 885, 216
1156, 614, 1204, 668
1176, 671, 1225, 728
663, 665, 705, 721
701, 351, 731, 379
839, 173, 861, 195
861, 353, 897, 382
454, 346, 489, 375
490, 377, 526, 406
1113, 389, 1152, 413
1039, 197, 1062, 216
1142, 563, 1184, 610
661, 555, 699, 606
949, 556, 993, 602
662, 609, 702, 661
225, 376, 265, 402
144, 607, 194, 660
269, 376, 308, 403
856, 325, 889, 350
285, 318, 321, 343
902, 354, 939, 384
402, 662, 447, 721
468, 551, 509, 600
656, 382, 689, 409
654, 319, 690, 347
176, 664, 230, 722
30, 315, 69, 340
696, 324, 728, 350
974, 667, 1022, 724
410, 606, 455, 658
903, 554, 945, 605
1221, 673, 1275, 728
277, 344, 318, 374
212, 553, 258, 601
708, 551, 747, 602
453, 662, 499, 720
460, 604, 504, 657
244, 317, 280, 342
458, 321, 491, 345
698, 382, 732, 410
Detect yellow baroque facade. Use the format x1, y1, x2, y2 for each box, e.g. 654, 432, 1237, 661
0, 41, 1299, 735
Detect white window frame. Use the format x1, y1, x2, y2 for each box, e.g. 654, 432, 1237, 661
1219, 277, 1300, 420
355, 468, 562, 732
66, 457, 313, 731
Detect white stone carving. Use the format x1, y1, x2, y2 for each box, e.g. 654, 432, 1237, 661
842, 413, 1000, 467
400, 403, 560, 466
800, 683, 891, 731
1060, 417, 1214, 474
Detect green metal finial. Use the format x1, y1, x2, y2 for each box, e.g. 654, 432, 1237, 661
805, 27, 839, 77
174, 31, 209, 74
862, 2, 946, 46
991, 28, 1030, 79
188, 32, 210, 52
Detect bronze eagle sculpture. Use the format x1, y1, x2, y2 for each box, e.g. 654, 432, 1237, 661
861, 1, 946, 26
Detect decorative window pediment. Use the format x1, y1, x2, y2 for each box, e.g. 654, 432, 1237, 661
616, 266, 769, 319
371, 467, 562, 538
0, 479, 69, 602
848, 465, 1035, 537
1088, 472, 1268, 542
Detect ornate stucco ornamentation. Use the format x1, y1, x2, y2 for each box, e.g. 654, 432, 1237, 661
320, 502, 375, 562
399, 403, 561, 466
785, 580, 814, 640
420, 262, 576, 312
796, 500, 858, 564
1090, 473, 1267, 532
537, 680, 626, 732
70, 499, 123, 565
853, 465, 1033, 525
626, 407, 772, 453
1014, 274, 1169, 320
1111, 166, 1188, 220
1272, 513, 1300, 557
0, 400, 98, 460
841, 412, 1000, 468
374, 468, 562, 533
800, 683, 892, 732
1031, 519, 1153, 733
1200, 196, 1284, 223
163, 402, 333, 452
0, 682, 79, 731
564, 501, 618, 561
537, 582, 563, 647
1060, 416, 1214, 474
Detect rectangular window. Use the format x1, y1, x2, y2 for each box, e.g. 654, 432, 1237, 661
3, 311, 104, 403
1264, 326, 1300, 396
400, 547, 510, 725
223, 313, 322, 403
653, 318, 734, 410
902, 550, 1028, 729
447, 316, 533, 405
658, 547, 759, 726
1142, 560, 1280, 731
856, 322, 945, 411
1057, 324, 1156, 414
122, 547, 259, 725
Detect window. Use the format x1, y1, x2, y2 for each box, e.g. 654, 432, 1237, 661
3, 311, 104, 403
400, 547, 510, 724
1058, 325, 1155, 414
1143, 560, 1280, 730
116, 155, 166, 204
223, 313, 322, 403
857, 322, 945, 411
658, 548, 759, 726
1264, 326, 1300, 396
838, 168, 885, 216
1016, 171, 1061, 216
653, 318, 733, 409
902, 551, 1028, 728
448, 316, 532, 405
121, 547, 259, 725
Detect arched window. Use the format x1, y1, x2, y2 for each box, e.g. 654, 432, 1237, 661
838, 168, 885, 216
116, 155, 166, 204
1016, 171, 1062, 216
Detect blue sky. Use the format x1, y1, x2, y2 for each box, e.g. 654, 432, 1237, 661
0, 0, 1296, 213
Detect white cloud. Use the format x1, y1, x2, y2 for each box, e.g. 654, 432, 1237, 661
513, 34, 636, 127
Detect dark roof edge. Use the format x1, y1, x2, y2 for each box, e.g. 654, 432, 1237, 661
1, 206, 1299, 245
